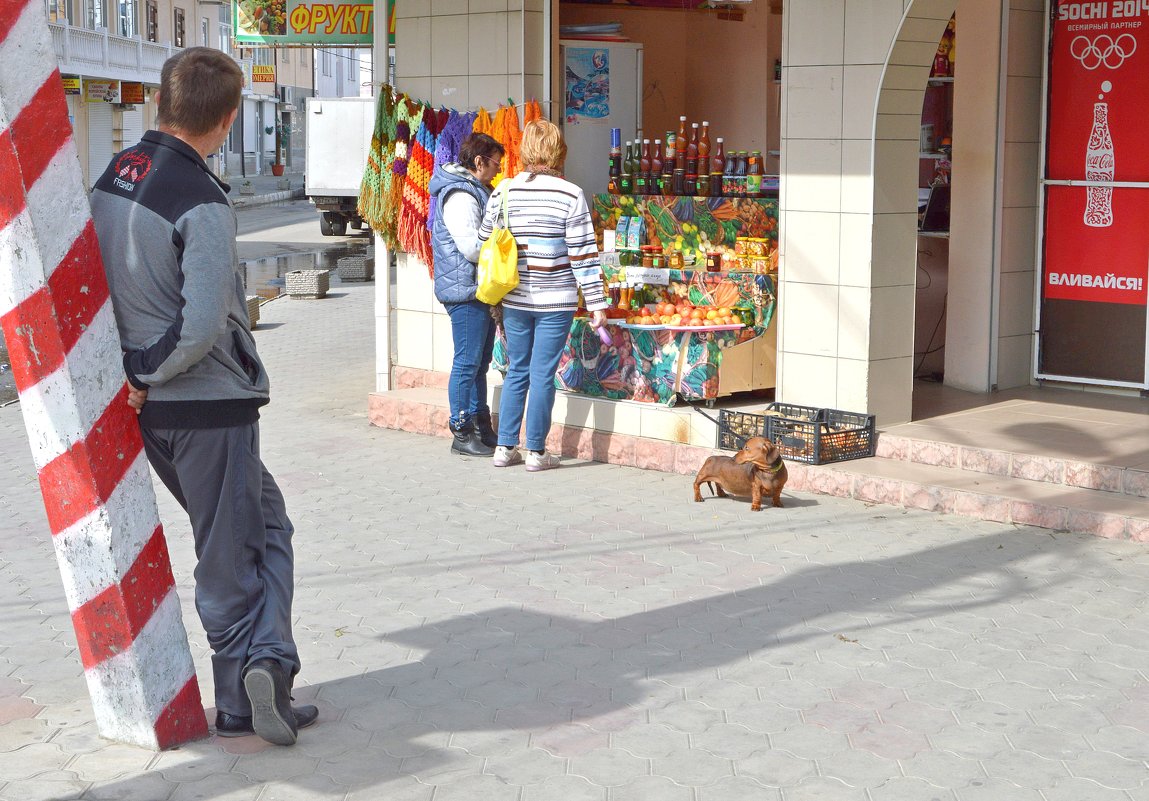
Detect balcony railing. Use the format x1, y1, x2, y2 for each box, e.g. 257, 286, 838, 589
50, 21, 176, 83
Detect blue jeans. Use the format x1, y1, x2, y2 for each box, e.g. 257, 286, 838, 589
446, 300, 495, 427
498, 307, 575, 452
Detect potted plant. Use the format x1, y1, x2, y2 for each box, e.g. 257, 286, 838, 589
270, 121, 288, 176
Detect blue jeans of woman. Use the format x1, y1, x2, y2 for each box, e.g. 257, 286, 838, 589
498, 306, 575, 452
445, 300, 495, 428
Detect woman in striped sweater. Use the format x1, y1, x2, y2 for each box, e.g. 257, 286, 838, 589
478, 119, 609, 471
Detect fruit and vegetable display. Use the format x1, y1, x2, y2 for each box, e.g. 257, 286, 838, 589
617, 301, 751, 329
236, 0, 287, 36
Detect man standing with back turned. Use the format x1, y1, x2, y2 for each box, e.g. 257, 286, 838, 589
90, 47, 317, 746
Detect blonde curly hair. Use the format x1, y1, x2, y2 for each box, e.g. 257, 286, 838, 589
520, 119, 567, 171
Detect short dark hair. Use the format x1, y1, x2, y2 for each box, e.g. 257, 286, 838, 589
157, 47, 243, 136
457, 133, 505, 172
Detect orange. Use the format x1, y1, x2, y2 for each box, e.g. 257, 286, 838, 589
664, 303, 677, 316
705, 309, 718, 321
690, 308, 705, 320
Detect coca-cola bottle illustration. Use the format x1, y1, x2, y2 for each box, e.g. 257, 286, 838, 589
1084, 102, 1114, 228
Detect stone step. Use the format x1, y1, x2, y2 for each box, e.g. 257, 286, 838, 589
366, 385, 1149, 540
875, 430, 1149, 500
788, 454, 1149, 540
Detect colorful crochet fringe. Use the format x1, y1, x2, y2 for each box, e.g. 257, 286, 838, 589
399, 105, 446, 271
358, 88, 396, 242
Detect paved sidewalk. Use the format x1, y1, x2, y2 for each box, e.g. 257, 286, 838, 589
3, 282, 1149, 800
225, 172, 307, 208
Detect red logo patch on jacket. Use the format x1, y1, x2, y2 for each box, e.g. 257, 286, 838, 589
113, 150, 152, 191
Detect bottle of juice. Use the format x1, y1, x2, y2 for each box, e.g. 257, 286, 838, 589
620, 141, 634, 195
699, 121, 711, 161
710, 137, 725, 197
747, 150, 763, 197
637, 139, 651, 195
651, 139, 663, 195
686, 122, 700, 176
608, 127, 621, 193
676, 116, 688, 172
734, 151, 748, 196
723, 147, 737, 196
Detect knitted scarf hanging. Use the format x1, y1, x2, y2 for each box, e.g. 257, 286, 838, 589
427, 109, 475, 233
382, 96, 423, 248
502, 103, 522, 179
472, 106, 492, 137
489, 105, 508, 187
398, 105, 445, 271
358, 87, 396, 236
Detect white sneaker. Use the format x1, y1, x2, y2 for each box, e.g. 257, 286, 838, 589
525, 450, 561, 472
493, 446, 523, 467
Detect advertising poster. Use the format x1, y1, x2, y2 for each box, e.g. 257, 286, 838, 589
1040, 0, 1149, 382
84, 80, 119, 103
565, 47, 610, 124
233, 0, 372, 45
120, 82, 145, 104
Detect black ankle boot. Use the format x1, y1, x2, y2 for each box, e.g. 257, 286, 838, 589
474, 410, 498, 449
450, 421, 495, 456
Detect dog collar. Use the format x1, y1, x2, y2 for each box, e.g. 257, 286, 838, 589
765, 455, 784, 473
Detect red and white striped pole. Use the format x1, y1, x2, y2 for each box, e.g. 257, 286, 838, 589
0, 0, 207, 749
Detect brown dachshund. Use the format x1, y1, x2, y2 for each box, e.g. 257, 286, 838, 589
694, 436, 788, 511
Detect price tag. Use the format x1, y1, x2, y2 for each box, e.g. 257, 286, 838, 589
626, 266, 670, 286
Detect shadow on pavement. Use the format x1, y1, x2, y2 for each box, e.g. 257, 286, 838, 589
62, 529, 1085, 799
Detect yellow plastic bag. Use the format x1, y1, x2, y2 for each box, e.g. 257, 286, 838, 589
476, 185, 518, 305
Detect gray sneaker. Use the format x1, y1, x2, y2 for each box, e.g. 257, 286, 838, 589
525, 450, 560, 472
493, 446, 523, 467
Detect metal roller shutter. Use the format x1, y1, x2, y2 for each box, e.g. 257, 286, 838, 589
87, 102, 114, 188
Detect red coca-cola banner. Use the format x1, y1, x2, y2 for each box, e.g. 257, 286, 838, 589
1043, 0, 1149, 306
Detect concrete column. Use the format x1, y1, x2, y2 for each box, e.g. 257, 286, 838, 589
0, 0, 207, 749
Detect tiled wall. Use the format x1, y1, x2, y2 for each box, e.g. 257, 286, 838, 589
390, 0, 546, 375
779, 0, 1045, 425
779, 0, 945, 426
393, 0, 545, 116
995, 0, 1043, 389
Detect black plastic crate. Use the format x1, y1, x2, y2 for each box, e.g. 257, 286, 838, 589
716, 403, 876, 465
765, 404, 876, 465
716, 409, 769, 451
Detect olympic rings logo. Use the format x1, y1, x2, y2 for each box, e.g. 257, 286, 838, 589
1069, 34, 1137, 70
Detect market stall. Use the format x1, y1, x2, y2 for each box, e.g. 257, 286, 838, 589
493, 192, 779, 406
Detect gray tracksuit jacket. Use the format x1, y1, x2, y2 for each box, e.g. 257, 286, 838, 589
91, 130, 270, 429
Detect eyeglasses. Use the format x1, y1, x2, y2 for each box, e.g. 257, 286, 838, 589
479, 156, 501, 168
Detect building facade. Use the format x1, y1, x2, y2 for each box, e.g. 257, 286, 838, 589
48, 0, 318, 184
378, 0, 1091, 429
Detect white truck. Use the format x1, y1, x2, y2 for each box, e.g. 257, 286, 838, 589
304, 96, 374, 236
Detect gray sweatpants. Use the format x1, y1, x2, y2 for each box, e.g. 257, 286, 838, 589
142, 423, 300, 716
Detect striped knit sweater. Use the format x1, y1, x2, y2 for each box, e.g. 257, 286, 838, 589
477, 172, 607, 313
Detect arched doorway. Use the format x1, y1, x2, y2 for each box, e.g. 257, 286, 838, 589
869, 1, 1046, 419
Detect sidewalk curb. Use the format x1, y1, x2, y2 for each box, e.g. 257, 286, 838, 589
232, 187, 307, 209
